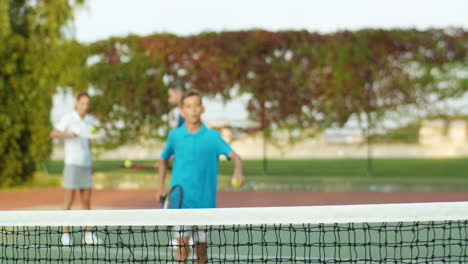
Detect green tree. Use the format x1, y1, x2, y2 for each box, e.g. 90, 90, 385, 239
86, 36, 167, 149
84, 29, 467, 160
0, 0, 84, 186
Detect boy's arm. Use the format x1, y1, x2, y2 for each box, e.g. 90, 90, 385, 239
155, 159, 169, 201
228, 151, 245, 185
156, 130, 175, 200
50, 128, 76, 138
51, 116, 76, 138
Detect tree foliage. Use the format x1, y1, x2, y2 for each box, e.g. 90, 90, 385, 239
83, 29, 467, 147
86, 37, 167, 148
0, 0, 83, 186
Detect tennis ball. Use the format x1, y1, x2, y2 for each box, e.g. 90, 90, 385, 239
89, 126, 98, 134
231, 178, 241, 189
124, 160, 133, 168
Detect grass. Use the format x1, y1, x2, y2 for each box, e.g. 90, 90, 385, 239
42, 158, 468, 178
0, 172, 62, 191
6, 158, 467, 191
220, 158, 468, 178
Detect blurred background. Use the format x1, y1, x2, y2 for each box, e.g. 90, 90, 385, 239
1, 0, 467, 196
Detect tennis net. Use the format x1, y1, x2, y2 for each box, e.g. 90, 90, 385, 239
1, 202, 467, 263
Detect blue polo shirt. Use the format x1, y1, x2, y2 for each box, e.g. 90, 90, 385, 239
161, 123, 233, 209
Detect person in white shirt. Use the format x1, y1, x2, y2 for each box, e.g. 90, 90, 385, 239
50, 91, 101, 246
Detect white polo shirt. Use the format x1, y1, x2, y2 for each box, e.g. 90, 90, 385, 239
55, 111, 96, 166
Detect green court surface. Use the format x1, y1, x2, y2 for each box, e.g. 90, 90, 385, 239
2, 222, 466, 263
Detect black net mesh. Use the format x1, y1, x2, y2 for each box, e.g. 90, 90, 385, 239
1, 220, 468, 263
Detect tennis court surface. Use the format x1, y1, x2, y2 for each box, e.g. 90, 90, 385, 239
1, 202, 467, 263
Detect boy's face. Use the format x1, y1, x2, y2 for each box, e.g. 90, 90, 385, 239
168, 88, 183, 107
75, 96, 90, 116
180, 95, 205, 124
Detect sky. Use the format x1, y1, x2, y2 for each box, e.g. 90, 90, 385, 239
52, 0, 468, 125
74, 0, 468, 42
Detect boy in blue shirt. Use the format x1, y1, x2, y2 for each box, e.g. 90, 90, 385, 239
156, 90, 244, 264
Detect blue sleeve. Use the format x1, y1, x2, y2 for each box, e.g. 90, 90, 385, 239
160, 131, 175, 159
215, 132, 233, 159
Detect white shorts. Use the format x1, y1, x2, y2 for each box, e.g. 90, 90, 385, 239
174, 225, 207, 242
63, 165, 92, 189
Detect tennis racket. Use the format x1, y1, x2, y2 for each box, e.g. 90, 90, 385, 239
160, 184, 183, 209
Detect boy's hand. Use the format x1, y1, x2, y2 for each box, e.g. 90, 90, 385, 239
153, 160, 161, 170
155, 188, 169, 202
231, 172, 245, 186
64, 130, 77, 138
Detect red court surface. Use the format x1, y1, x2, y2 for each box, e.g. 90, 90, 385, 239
0, 188, 467, 210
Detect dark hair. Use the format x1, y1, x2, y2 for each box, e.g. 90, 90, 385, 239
76, 91, 90, 101
168, 80, 186, 92
181, 90, 203, 106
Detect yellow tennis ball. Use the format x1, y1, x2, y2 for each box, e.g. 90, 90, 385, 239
89, 126, 98, 134
124, 160, 133, 168
231, 178, 241, 189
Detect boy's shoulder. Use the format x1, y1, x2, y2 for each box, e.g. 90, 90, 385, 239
63, 112, 75, 120
168, 126, 185, 136
205, 127, 221, 137
58, 112, 75, 124
167, 124, 222, 139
